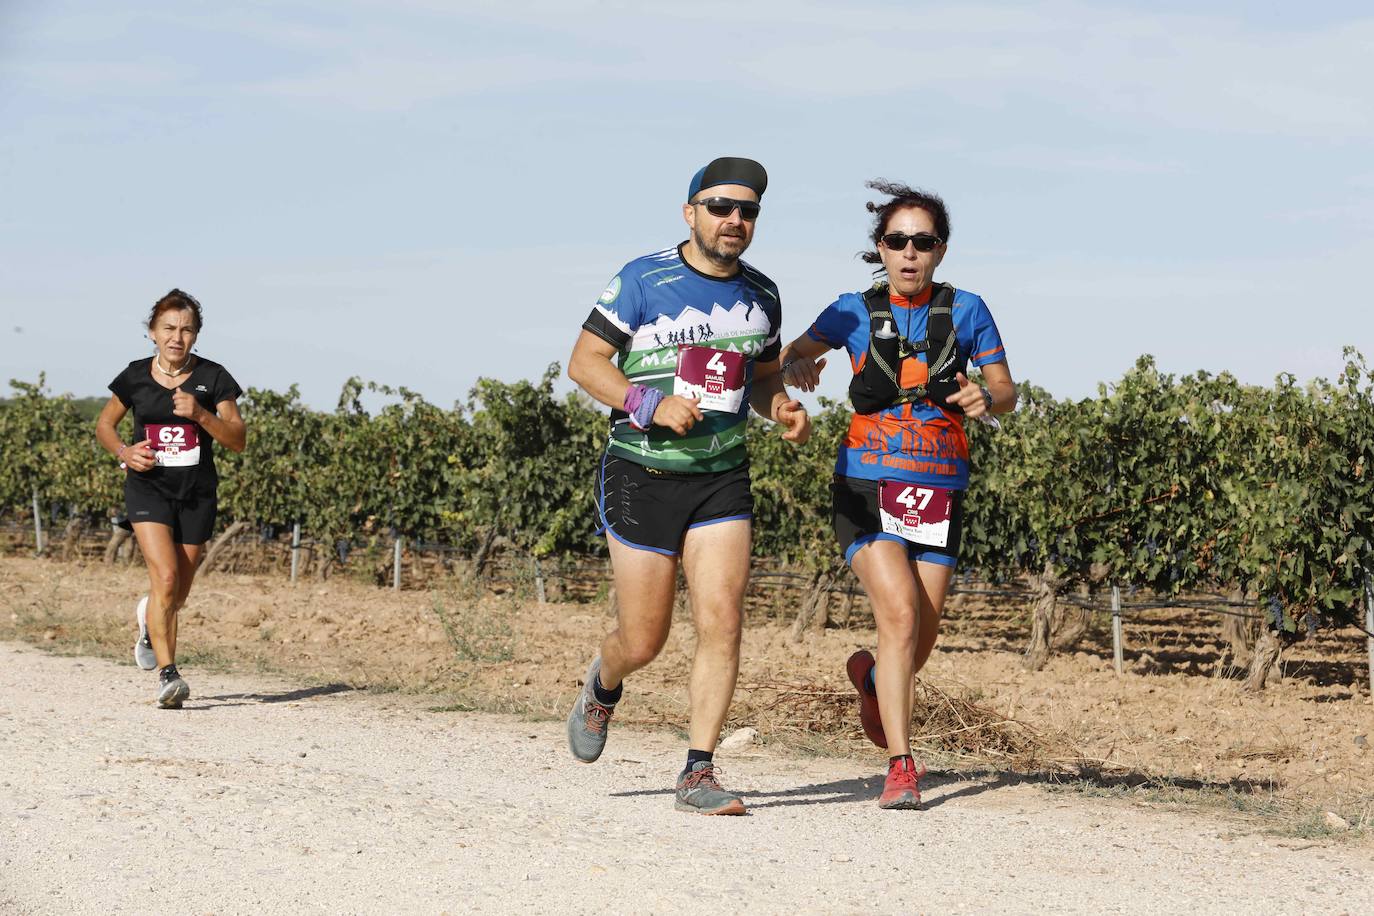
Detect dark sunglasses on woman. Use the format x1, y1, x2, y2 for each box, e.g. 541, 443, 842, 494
881, 232, 942, 252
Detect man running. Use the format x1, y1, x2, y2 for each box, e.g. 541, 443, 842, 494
566, 157, 809, 815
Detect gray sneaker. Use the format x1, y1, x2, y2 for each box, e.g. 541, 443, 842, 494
566, 657, 615, 763
156, 666, 190, 709
134, 596, 156, 671
675, 762, 746, 815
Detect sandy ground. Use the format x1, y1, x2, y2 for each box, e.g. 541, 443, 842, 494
4, 556, 1373, 818
2, 642, 1372, 916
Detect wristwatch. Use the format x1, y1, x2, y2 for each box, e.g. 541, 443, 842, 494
979, 386, 994, 412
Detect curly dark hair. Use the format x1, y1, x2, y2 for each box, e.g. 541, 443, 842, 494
147, 288, 203, 333
858, 180, 951, 265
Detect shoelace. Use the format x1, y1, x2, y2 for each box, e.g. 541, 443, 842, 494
681, 764, 726, 792
887, 759, 925, 788
582, 698, 612, 735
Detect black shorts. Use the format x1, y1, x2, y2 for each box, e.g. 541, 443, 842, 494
597, 450, 752, 556
122, 479, 218, 546
831, 474, 964, 568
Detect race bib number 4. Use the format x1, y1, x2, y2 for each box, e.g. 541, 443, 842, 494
145, 424, 201, 468
674, 346, 745, 413
878, 481, 953, 548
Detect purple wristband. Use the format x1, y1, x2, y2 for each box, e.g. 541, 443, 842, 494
624, 384, 663, 431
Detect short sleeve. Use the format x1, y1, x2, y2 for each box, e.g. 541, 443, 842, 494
581, 270, 644, 351
958, 294, 1007, 368
757, 289, 782, 364
806, 295, 860, 351
213, 366, 243, 404
108, 366, 133, 408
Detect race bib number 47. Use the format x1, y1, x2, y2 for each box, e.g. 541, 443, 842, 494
145, 424, 201, 468
674, 346, 745, 413
878, 481, 953, 548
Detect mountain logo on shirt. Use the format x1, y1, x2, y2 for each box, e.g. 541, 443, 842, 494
195, 385, 208, 392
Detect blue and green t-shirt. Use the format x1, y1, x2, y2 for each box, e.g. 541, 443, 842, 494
582, 243, 781, 472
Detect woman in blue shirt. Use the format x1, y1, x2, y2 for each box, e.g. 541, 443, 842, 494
780, 181, 1017, 809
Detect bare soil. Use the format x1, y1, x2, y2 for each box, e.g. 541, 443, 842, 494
3, 553, 1372, 830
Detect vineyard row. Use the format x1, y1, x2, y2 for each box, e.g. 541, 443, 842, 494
3, 351, 1373, 677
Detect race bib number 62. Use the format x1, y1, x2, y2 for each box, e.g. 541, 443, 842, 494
674, 345, 745, 413
878, 481, 953, 547
145, 424, 201, 468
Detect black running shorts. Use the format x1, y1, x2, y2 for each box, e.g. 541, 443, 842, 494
122, 478, 218, 546
831, 474, 964, 568
597, 450, 753, 556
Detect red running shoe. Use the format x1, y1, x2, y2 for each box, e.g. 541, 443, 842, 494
878, 755, 926, 810
845, 650, 886, 749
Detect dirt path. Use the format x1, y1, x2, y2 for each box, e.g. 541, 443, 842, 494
0, 643, 1369, 914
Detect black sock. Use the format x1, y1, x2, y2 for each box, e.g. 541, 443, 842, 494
159, 664, 180, 683
592, 673, 622, 706
684, 748, 714, 774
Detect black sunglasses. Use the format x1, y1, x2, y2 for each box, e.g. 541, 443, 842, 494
694, 197, 761, 220
881, 232, 942, 252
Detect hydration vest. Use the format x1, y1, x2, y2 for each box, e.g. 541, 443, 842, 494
848, 281, 963, 415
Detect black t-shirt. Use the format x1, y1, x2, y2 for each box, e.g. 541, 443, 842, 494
108, 356, 243, 500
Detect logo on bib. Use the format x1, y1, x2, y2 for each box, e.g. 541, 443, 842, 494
674, 346, 745, 413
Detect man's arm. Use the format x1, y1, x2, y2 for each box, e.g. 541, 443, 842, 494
568, 329, 633, 411
567, 329, 703, 436
750, 357, 810, 444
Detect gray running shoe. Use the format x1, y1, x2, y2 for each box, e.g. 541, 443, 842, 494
134, 596, 156, 671
566, 657, 615, 763
156, 666, 190, 709
675, 762, 746, 815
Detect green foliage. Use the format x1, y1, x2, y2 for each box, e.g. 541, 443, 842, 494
960, 352, 1374, 632
449, 365, 605, 557
0, 376, 122, 518
749, 396, 850, 570
218, 385, 324, 530
5, 352, 1372, 638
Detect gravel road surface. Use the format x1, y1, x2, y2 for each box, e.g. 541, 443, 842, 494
1, 643, 1368, 914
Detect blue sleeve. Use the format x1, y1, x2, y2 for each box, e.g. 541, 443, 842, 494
759, 288, 782, 363
805, 295, 860, 351
957, 293, 1006, 367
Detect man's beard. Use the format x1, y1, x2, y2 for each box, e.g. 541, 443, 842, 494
693, 225, 748, 268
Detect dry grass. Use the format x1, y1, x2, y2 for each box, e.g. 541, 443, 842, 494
730, 676, 1052, 767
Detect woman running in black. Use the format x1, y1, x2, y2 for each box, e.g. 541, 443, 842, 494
95, 290, 245, 708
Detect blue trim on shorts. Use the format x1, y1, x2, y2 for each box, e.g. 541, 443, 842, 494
597, 449, 680, 557
604, 523, 679, 557
843, 532, 904, 565
844, 532, 958, 568
686, 512, 751, 530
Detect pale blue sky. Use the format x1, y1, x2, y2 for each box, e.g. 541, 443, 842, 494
3, 1, 1372, 409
